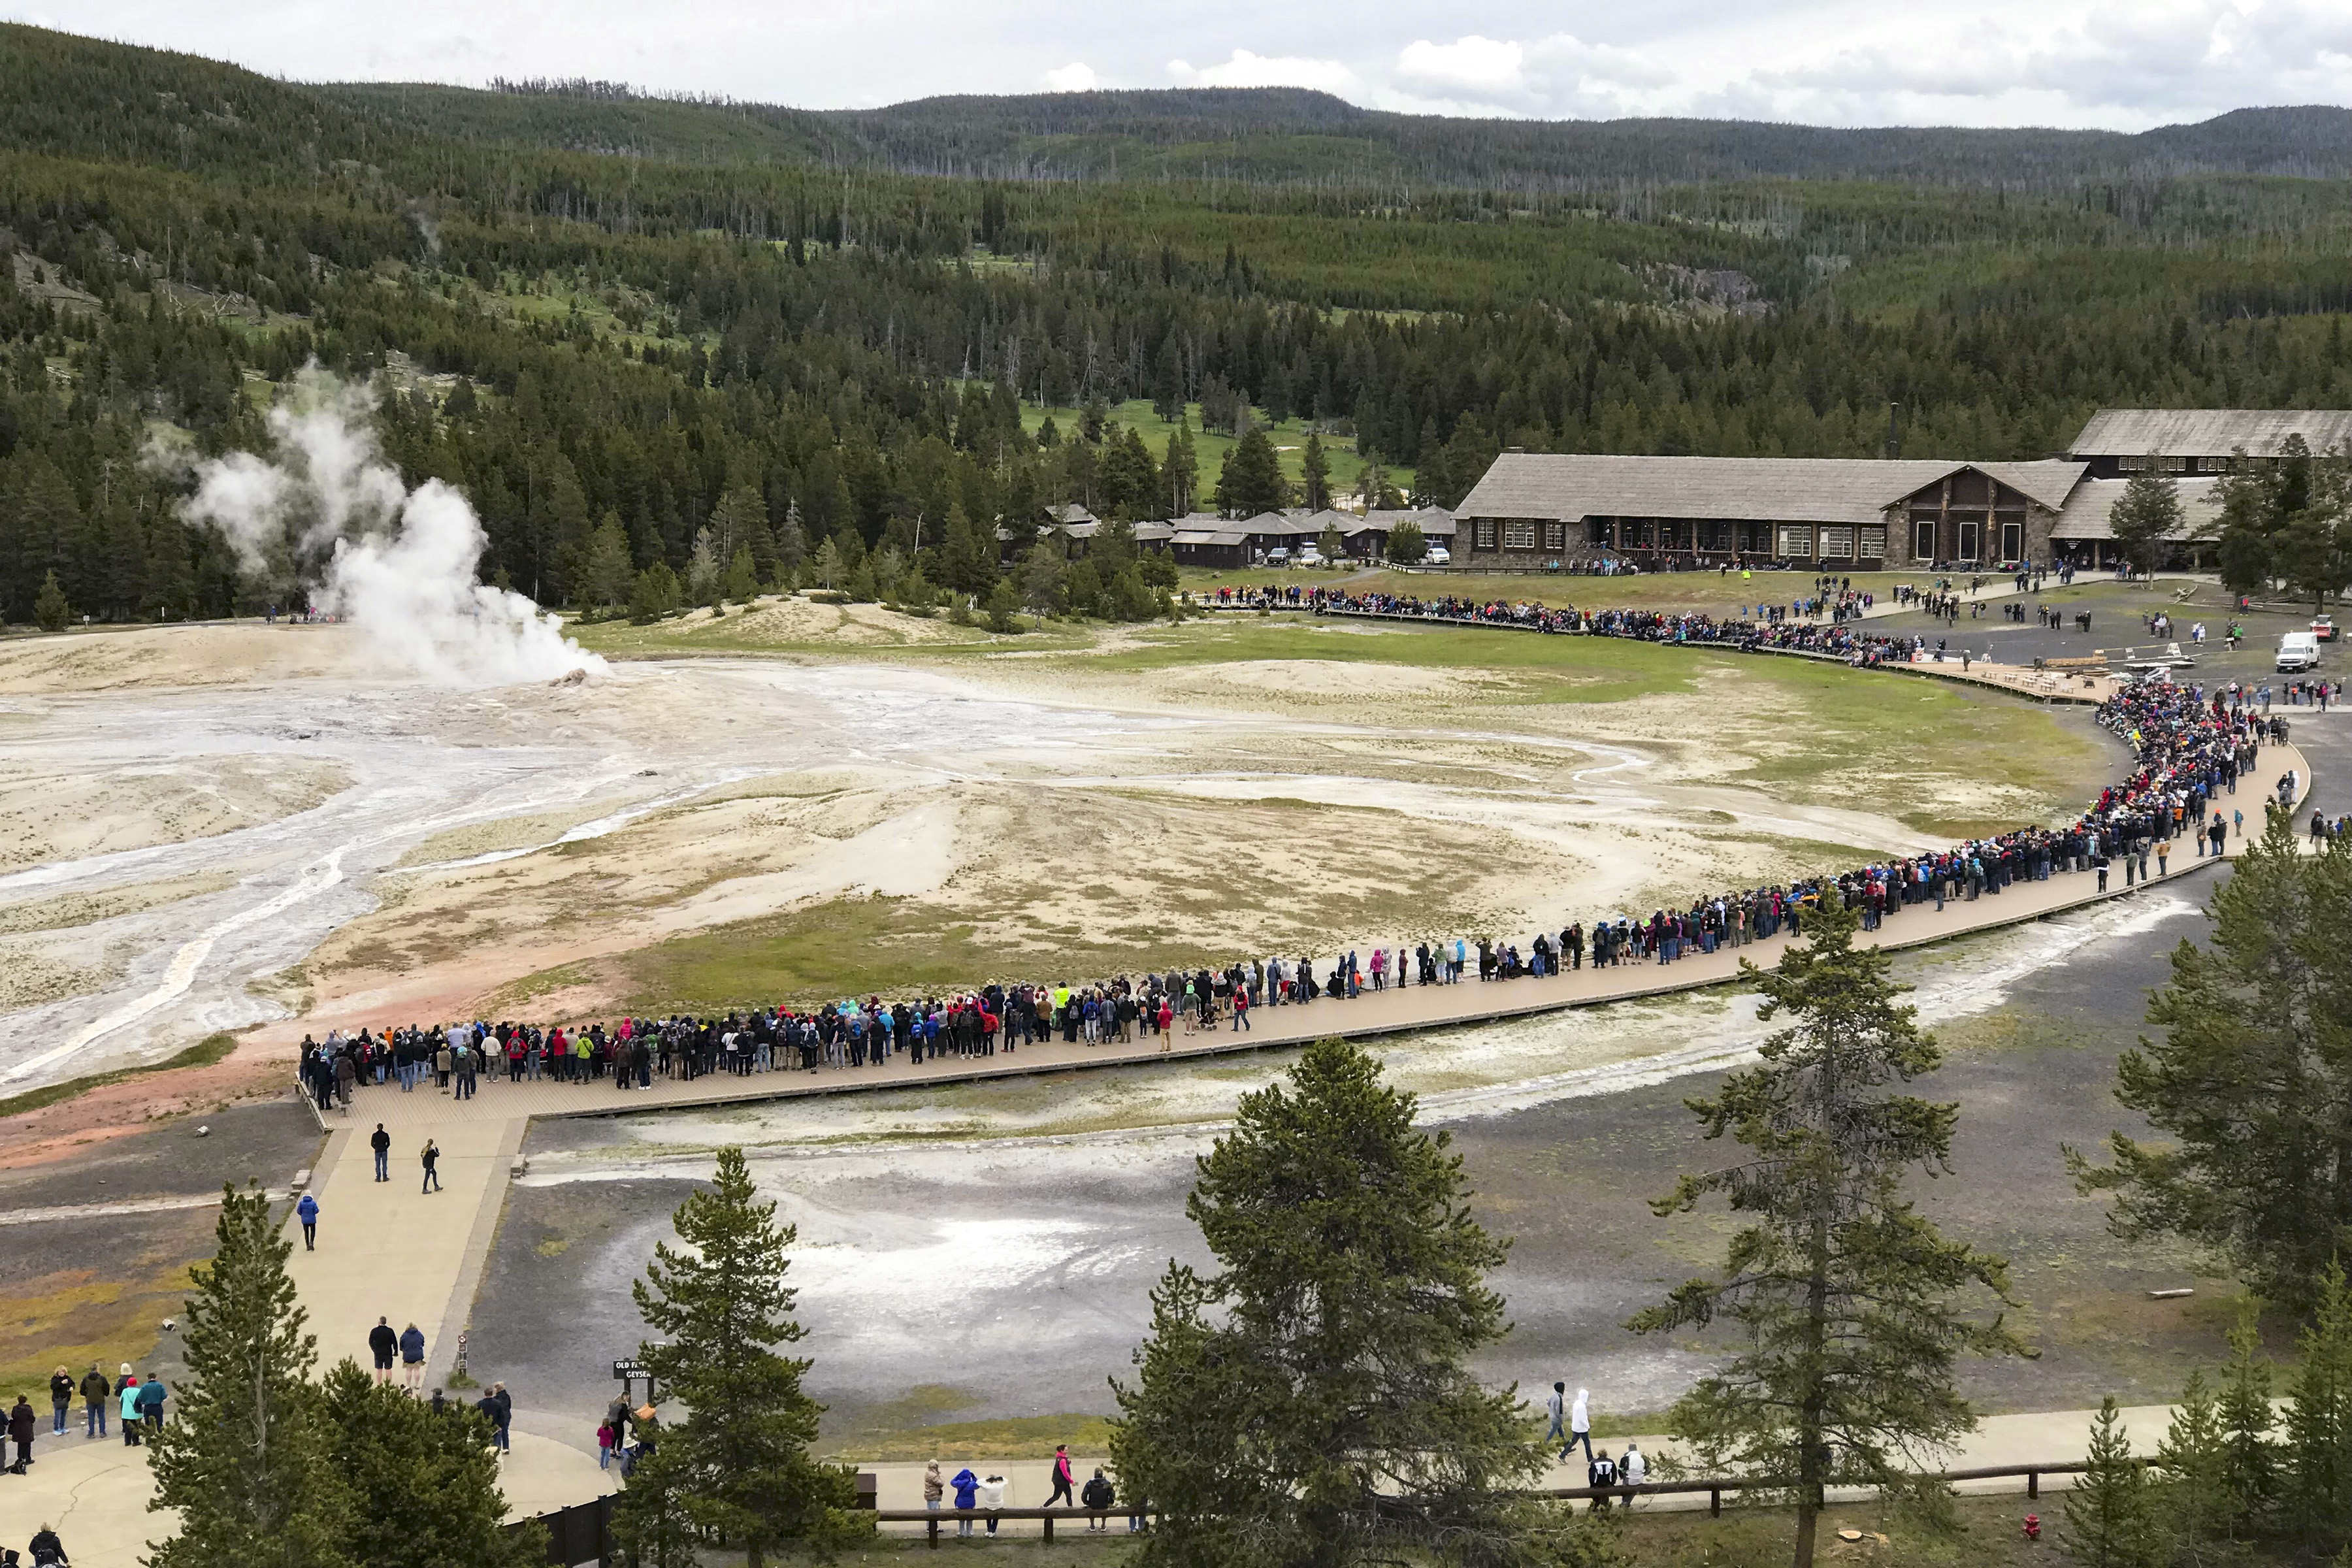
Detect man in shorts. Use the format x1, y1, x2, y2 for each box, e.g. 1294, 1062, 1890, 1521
368, 1317, 399, 1387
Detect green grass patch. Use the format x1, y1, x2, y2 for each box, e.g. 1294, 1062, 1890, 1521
619, 893, 1217, 1015
0, 1031, 238, 1121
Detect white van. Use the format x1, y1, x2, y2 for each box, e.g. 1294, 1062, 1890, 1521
2278, 631, 2321, 672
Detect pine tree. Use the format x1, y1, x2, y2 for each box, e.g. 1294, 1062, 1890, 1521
710, 484, 770, 569
1111, 1038, 1537, 1568
723, 545, 759, 604
148, 1184, 350, 1568
614, 1147, 859, 1568
2281, 1261, 2352, 1557
2217, 1299, 2276, 1534
1300, 429, 1330, 510
96, 494, 145, 620
33, 567, 70, 631
2063, 1397, 2160, 1568
580, 512, 635, 610
2070, 815, 2352, 1313
318, 1360, 540, 1568
772, 501, 806, 580
1385, 518, 1427, 564
1164, 421, 1199, 516
2109, 467, 2185, 580
1629, 894, 2028, 1568
985, 577, 1021, 633
1021, 540, 1064, 621
685, 526, 722, 605
810, 536, 845, 591
1215, 427, 1290, 519
144, 513, 196, 621
629, 562, 680, 621
2155, 1369, 2234, 1565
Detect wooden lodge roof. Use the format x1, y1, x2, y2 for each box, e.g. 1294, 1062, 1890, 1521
1456, 454, 2086, 526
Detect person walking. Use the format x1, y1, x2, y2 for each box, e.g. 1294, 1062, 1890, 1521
135, 1373, 165, 1438
489, 1382, 513, 1452
118, 1375, 141, 1446
1567, 1387, 1593, 1462
1544, 1381, 1568, 1452
48, 1368, 71, 1438
296, 1190, 319, 1250
78, 1364, 108, 1439
399, 1324, 427, 1394
1048, 1444, 1077, 1509
421, 1138, 441, 1194
368, 1318, 399, 1386
370, 1122, 391, 1182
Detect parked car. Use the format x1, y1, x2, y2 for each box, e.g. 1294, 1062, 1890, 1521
1265, 547, 1290, 566
2278, 630, 2322, 672
2313, 614, 2337, 642
1295, 546, 1324, 567
1424, 546, 1451, 565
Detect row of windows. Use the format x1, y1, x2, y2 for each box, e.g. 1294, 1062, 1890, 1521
1480, 521, 1571, 550
2117, 455, 2233, 474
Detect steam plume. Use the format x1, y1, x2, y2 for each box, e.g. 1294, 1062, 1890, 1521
180, 370, 604, 686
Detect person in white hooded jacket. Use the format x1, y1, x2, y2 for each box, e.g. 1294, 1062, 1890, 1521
977, 1474, 1008, 1536
1567, 1388, 1592, 1462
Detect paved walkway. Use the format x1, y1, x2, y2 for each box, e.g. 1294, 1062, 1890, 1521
331, 738, 2306, 1134
0, 1401, 604, 1562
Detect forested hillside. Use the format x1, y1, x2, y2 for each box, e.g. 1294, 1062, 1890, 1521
325, 81, 2352, 189
3, 21, 2351, 626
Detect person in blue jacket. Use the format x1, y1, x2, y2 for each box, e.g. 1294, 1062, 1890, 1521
296, 1192, 319, 1250
951, 1466, 980, 1537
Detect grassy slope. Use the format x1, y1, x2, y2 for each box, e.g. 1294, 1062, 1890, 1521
1014, 397, 1410, 502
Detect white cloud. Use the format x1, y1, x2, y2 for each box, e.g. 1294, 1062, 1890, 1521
1166, 49, 1365, 95
1396, 35, 1526, 93
1042, 61, 1100, 92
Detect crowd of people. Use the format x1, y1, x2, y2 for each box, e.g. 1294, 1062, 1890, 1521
290, 578, 2305, 1110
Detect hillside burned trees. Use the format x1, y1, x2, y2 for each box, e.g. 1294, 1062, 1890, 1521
1629, 893, 2030, 1568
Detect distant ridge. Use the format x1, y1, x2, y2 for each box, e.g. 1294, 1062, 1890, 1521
4, 23, 2349, 194
321, 80, 2352, 188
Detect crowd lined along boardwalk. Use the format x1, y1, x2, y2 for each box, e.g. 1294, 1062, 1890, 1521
293, 612, 2308, 1130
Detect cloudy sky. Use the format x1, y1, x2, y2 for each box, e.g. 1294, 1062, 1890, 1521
11, 0, 2351, 127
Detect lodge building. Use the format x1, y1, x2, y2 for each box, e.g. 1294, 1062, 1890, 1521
1450, 408, 2348, 572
